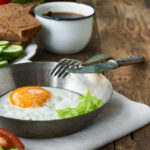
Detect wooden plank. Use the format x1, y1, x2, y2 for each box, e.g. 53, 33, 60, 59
114, 135, 137, 150
94, 0, 150, 104
77, 1, 114, 150
97, 143, 114, 150
133, 125, 150, 150
94, 0, 150, 150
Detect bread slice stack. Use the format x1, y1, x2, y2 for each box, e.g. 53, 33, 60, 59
0, 3, 41, 45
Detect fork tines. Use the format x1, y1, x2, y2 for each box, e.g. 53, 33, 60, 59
50, 58, 82, 78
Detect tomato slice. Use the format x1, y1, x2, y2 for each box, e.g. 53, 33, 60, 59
0, 0, 10, 4
0, 128, 25, 150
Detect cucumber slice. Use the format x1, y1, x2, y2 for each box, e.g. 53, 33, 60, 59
1, 45, 23, 60
0, 45, 7, 54
0, 60, 8, 67
0, 40, 9, 46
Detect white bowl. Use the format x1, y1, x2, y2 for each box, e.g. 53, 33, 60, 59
12, 41, 37, 64
33, 2, 95, 54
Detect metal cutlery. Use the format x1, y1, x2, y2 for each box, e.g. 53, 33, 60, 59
50, 54, 111, 78
50, 55, 145, 78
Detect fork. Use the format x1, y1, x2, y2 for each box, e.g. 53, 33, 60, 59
50, 58, 82, 78
50, 54, 111, 78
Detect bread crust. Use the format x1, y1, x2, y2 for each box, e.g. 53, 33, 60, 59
0, 25, 30, 44
0, 3, 41, 39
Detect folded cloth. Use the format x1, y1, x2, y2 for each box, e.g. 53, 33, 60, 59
21, 91, 150, 150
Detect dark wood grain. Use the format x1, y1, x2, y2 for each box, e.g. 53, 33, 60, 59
93, 0, 150, 104
93, 0, 150, 150
32, 0, 150, 150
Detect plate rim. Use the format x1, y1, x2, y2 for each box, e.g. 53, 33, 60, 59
12, 41, 37, 64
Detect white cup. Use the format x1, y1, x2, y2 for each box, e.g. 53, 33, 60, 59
33, 2, 95, 54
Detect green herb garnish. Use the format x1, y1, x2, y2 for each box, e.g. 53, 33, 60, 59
11, 0, 44, 4
56, 90, 103, 119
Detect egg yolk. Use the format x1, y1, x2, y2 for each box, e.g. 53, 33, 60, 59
9, 86, 51, 108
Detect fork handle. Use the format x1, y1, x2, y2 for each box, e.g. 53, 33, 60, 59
116, 55, 145, 67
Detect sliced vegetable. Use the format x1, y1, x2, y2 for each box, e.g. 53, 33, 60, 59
0, 128, 25, 150
0, 60, 8, 67
0, 41, 9, 46
11, 0, 28, 4
0, 41, 24, 67
0, 148, 19, 150
1, 45, 23, 60
12, 0, 45, 4
0, 46, 7, 54
0, 147, 19, 150
56, 90, 103, 119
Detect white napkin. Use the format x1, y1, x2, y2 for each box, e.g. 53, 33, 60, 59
21, 91, 150, 150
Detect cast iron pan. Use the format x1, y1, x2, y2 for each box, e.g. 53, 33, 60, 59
0, 62, 113, 138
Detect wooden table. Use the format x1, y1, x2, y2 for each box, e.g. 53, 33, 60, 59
32, 0, 150, 149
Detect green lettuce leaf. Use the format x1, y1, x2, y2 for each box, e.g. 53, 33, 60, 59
11, 0, 44, 4
56, 90, 103, 119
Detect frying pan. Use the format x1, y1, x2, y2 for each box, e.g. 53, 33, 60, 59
0, 62, 113, 138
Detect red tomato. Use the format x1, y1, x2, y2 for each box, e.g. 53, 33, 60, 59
0, 128, 25, 150
0, 0, 10, 4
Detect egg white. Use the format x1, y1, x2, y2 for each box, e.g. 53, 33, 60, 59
0, 87, 81, 120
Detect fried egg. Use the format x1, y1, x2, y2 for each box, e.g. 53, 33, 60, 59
0, 86, 80, 120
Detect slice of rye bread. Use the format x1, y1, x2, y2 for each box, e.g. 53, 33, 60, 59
0, 25, 30, 45
0, 3, 41, 38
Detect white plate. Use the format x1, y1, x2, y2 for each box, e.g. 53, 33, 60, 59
12, 41, 37, 64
